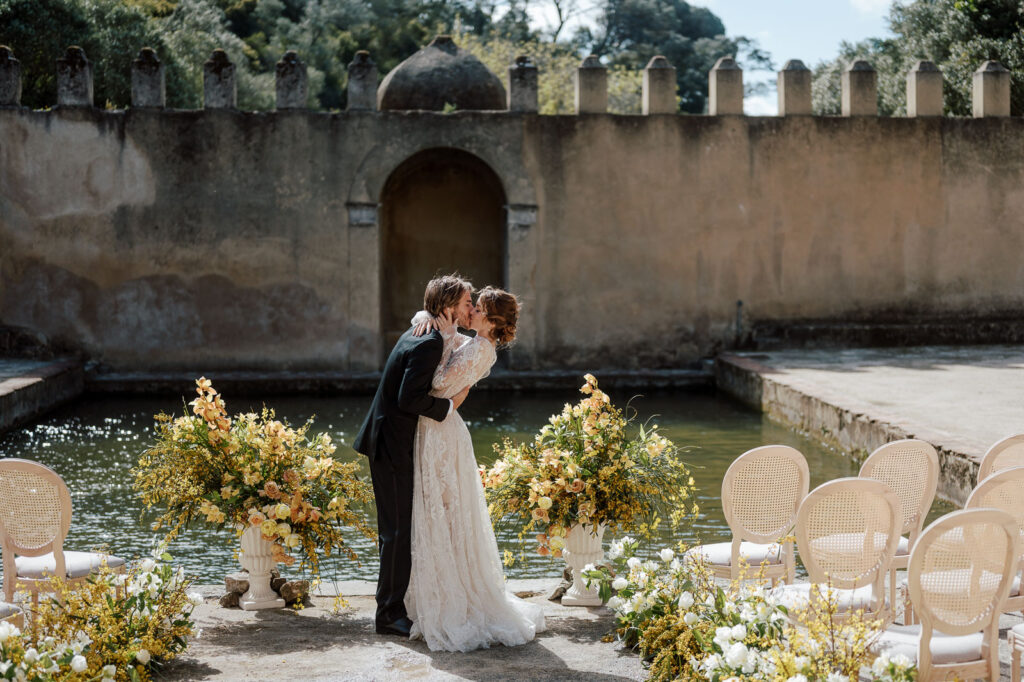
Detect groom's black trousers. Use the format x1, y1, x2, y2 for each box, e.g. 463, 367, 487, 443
369, 453, 415, 626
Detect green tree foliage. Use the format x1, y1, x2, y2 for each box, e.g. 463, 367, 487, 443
456, 30, 642, 113
812, 0, 1024, 116
0, 0, 761, 112
575, 0, 772, 112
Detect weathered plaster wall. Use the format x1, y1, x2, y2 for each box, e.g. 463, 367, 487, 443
1, 108, 1022, 372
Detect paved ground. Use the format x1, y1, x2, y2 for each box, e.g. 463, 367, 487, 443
160, 577, 1024, 681
730, 345, 1024, 463
161, 579, 645, 681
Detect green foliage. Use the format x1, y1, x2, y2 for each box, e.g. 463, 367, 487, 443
812, 0, 1024, 116
576, 0, 773, 112
0, 0, 761, 112
456, 30, 643, 113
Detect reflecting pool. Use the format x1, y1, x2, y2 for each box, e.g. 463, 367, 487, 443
0, 388, 955, 584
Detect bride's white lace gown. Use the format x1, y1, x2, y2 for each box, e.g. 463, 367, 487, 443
406, 331, 546, 652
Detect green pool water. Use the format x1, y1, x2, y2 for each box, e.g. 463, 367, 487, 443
0, 389, 955, 584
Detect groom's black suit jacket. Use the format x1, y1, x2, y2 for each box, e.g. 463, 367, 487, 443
353, 327, 451, 465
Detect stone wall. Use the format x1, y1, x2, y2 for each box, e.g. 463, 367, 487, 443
3, 106, 1024, 373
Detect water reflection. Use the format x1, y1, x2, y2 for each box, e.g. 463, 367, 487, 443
0, 389, 954, 583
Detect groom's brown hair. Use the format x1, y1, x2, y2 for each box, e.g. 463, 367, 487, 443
423, 274, 472, 316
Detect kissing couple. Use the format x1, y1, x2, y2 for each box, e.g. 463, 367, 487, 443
353, 274, 546, 652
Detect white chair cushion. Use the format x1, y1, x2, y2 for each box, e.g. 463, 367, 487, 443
685, 541, 782, 567
1010, 623, 1024, 645
15, 551, 125, 579
770, 582, 878, 612
0, 602, 21, 619
875, 624, 983, 665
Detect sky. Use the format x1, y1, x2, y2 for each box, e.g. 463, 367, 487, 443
527, 0, 896, 114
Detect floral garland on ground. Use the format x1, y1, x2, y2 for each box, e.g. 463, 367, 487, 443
583, 537, 918, 682
482, 374, 698, 561
133, 378, 375, 578
4, 546, 201, 682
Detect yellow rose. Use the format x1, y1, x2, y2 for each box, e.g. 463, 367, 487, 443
549, 536, 566, 551
537, 496, 553, 510
275, 503, 291, 520
285, 533, 302, 548
260, 519, 277, 537
276, 522, 291, 537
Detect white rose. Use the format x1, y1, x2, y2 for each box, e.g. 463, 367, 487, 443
188, 592, 204, 606
871, 656, 889, 676
23, 648, 38, 664
677, 591, 694, 609
102, 664, 117, 679
659, 548, 675, 562
70, 656, 88, 673
683, 611, 698, 626
725, 642, 748, 668
608, 542, 623, 560
612, 577, 629, 591
626, 557, 641, 571
607, 596, 623, 611
730, 624, 746, 641
139, 558, 156, 573
891, 654, 912, 668
135, 649, 151, 665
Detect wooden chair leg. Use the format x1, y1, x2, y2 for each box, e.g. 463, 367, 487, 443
1013, 631, 1022, 682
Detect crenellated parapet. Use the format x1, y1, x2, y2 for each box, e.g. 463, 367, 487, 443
0, 43, 1019, 117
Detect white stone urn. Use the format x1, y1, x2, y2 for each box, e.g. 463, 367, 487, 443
561, 523, 606, 606
238, 526, 285, 610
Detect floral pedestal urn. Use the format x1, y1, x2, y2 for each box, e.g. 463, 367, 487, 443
238, 527, 285, 610
561, 524, 606, 606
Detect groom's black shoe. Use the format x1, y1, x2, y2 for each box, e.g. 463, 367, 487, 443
375, 616, 413, 637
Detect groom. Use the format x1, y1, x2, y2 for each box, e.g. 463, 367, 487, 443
353, 274, 474, 637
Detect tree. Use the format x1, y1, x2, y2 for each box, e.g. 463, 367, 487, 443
575, 0, 772, 113
812, 0, 1024, 116
456, 30, 643, 113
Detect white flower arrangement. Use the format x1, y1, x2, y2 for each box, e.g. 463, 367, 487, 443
583, 537, 920, 682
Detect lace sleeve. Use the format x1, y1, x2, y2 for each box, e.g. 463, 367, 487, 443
432, 338, 495, 397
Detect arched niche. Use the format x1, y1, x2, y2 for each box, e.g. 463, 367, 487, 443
379, 148, 507, 352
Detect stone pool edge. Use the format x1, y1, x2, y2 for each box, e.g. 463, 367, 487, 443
714, 353, 977, 505
0, 359, 84, 434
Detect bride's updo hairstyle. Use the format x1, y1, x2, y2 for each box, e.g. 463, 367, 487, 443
477, 286, 520, 347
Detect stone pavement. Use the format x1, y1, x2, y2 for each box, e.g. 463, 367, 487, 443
161, 577, 1024, 681
161, 579, 645, 681
717, 345, 1024, 504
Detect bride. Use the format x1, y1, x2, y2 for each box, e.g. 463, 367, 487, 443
405, 286, 546, 652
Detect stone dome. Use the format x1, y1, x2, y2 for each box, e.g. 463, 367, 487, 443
377, 35, 506, 111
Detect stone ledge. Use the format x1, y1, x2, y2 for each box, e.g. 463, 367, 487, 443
0, 358, 84, 434
86, 367, 714, 395
714, 348, 1015, 505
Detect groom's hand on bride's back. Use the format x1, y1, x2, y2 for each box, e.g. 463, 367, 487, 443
452, 386, 470, 410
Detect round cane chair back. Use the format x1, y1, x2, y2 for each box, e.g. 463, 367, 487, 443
908, 508, 1018, 637
859, 439, 938, 537
978, 434, 1024, 482
796, 477, 902, 590
0, 459, 72, 557
966, 467, 1024, 568
721, 445, 809, 543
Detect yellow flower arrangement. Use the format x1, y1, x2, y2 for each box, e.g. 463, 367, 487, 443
133, 378, 375, 580
482, 374, 698, 560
